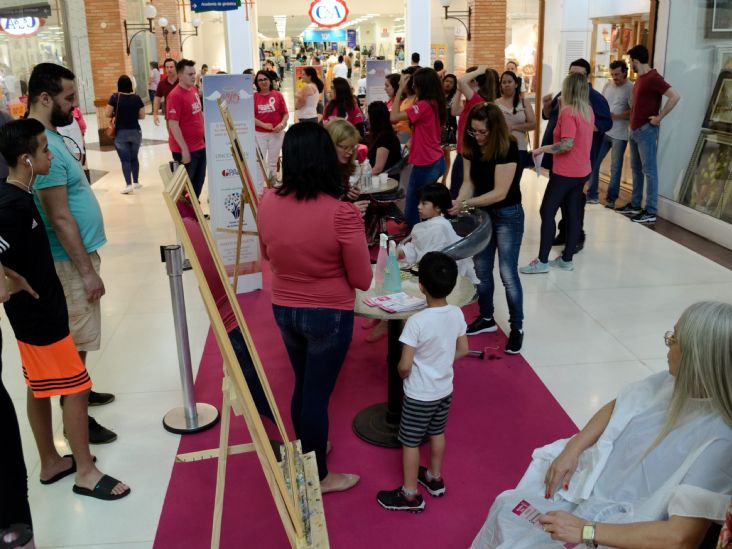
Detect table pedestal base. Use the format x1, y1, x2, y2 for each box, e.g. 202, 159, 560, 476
352, 402, 400, 448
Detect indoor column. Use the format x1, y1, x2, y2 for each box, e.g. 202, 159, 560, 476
406, 0, 430, 67
467, 0, 508, 69
225, 2, 258, 73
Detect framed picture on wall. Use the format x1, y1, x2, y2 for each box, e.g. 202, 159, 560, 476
714, 46, 732, 79
679, 130, 732, 220
706, 0, 732, 39
703, 70, 732, 132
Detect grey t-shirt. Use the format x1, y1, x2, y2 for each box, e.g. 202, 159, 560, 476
602, 80, 633, 140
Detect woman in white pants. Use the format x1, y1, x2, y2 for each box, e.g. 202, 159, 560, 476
254, 70, 289, 182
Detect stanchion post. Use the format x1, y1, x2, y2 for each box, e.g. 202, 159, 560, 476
162, 245, 219, 434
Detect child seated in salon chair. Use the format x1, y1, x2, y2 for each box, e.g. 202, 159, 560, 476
364, 183, 478, 342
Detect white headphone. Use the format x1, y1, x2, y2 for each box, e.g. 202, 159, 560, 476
26, 158, 32, 167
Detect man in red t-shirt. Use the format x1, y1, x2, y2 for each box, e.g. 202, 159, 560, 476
153, 58, 178, 126
617, 44, 680, 224
166, 59, 206, 197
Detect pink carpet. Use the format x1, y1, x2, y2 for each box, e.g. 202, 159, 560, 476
153, 272, 578, 548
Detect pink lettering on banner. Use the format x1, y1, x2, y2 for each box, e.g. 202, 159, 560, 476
220, 88, 240, 105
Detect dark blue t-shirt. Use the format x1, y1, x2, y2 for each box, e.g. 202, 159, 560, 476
108, 93, 144, 131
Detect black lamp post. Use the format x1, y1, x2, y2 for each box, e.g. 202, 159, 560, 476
178, 17, 202, 50
440, 0, 472, 41
123, 2, 157, 55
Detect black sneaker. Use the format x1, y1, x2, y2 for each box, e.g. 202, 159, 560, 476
376, 487, 425, 512
505, 329, 523, 354
417, 466, 445, 497
466, 316, 497, 335
631, 210, 656, 224
88, 390, 115, 406
88, 417, 117, 444
616, 203, 641, 216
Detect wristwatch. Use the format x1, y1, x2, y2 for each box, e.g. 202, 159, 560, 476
581, 523, 598, 548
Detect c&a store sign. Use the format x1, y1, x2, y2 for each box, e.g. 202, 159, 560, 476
0, 17, 44, 37
308, 0, 349, 28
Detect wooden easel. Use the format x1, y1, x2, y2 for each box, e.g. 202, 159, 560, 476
161, 166, 328, 549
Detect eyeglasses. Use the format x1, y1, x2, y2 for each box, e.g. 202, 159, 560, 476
336, 143, 357, 152
256, 78, 269, 82
664, 330, 677, 347
467, 129, 489, 137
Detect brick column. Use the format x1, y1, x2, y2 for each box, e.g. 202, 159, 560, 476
153, 0, 182, 62
467, 0, 507, 69
85, 0, 133, 100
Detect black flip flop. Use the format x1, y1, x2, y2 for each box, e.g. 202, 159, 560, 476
40, 454, 75, 485
0, 524, 33, 549
73, 474, 130, 501
40, 454, 97, 485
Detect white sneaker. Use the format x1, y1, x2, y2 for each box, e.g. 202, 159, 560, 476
133, 183, 142, 190
121, 185, 133, 194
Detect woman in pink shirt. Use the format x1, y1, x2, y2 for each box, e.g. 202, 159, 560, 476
521, 73, 595, 273
259, 122, 372, 494
254, 70, 289, 181
390, 68, 447, 227
323, 77, 365, 137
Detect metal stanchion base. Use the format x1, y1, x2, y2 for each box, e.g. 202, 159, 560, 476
163, 403, 220, 434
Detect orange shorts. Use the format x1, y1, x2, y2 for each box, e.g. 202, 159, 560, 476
18, 334, 92, 398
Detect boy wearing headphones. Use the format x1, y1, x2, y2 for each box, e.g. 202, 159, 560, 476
0, 119, 130, 501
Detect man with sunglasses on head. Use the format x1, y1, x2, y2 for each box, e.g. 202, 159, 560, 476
27, 63, 117, 444
540, 59, 612, 254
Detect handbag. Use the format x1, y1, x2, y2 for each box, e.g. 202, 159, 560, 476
106, 93, 120, 138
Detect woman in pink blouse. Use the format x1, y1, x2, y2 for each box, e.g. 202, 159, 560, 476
254, 70, 289, 181
258, 122, 372, 494
323, 77, 365, 137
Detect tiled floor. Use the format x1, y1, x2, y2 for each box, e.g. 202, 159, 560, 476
2, 76, 731, 548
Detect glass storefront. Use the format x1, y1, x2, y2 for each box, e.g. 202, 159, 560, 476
659, 0, 732, 227
0, 1, 68, 109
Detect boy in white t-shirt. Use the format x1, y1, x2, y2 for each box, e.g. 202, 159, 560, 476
376, 252, 468, 512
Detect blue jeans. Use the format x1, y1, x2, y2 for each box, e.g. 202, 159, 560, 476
406, 156, 446, 226
629, 123, 659, 214
450, 154, 464, 199
228, 327, 274, 422
589, 134, 628, 202
272, 305, 354, 480
114, 128, 142, 186
172, 148, 207, 198
474, 205, 525, 330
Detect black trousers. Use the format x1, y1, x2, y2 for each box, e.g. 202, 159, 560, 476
539, 173, 587, 263
0, 329, 33, 531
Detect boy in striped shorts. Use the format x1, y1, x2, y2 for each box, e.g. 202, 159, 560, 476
377, 252, 468, 512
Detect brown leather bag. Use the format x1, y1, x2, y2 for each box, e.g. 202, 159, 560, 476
106, 93, 120, 138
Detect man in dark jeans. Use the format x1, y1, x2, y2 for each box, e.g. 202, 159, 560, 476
540, 59, 612, 254
166, 59, 207, 197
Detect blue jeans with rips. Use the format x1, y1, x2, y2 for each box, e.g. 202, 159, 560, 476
272, 305, 354, 480
473, 204, 525, 331
589, 134, 628, 202
629, 123, 659, 214
406, 156, 446, 227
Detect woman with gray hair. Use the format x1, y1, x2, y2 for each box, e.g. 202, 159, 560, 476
471, 300, 732, 548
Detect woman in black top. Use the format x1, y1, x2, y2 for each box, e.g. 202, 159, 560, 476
367, 101, 402, 180
449, 102, 525, 354
105, 75, 145, 194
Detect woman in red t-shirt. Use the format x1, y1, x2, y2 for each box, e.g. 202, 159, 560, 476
451, 66, 500, 199
390, 68, 447, 227
521, 73, 594, 274
254, 70, 289, 182
323, 77, 365, 136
